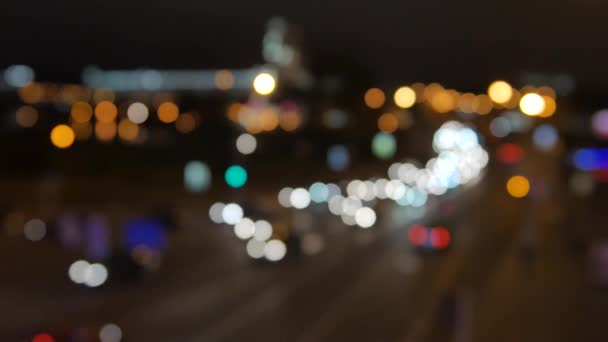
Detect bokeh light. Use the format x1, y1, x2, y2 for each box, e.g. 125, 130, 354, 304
50, 124, 76, 149
68, 260, 90, 284
18, 82, 45, 104
127, 102, 149, 124
472, 95, 493, 115
83, 263, 108, 287
364, 88, 385, 109
372, 132, 396, 159
95, 101, 118, 123
408, 224, 427, 246
377, 112, 399, 133
538, 96, 556, 118
253, 72, 276, 95
506, 175, 530, 198
225, 165, 248, 188
533, 124, 558, 151
264, 239, 287, 261
99, 323, 123, 342
592, 109, 608, 139
209, 202, 226, 224
487, 80, 513, 104
4, 64, 34, 87
429, 226, 451, 249
234, 218, 255, 240
157, 102, 179, 123
393, 86, 416, 108
236, 133, 257, 155
354, 207, 376, 228
278, 187, 293, 208
24, 218, 46, 241
117, 118, 139, 142
489, 117, 511, 138
32, 333, 54, 342
253, 220, 273, 241
497, 143, 524, 165
519, 93, 545, 116
290, 188, 311, 209
95, 122, 117, 142
309, 182, 329, 203
175, 113, 197, 133
279, 110, 302, 132
222, 203, 244, 225
327, 145, 350, 171
15, 105, 38, 128
246, 239, 266, 259
215, 69, 235, 90
184, 161, 211, 192
71, 101, 93, 123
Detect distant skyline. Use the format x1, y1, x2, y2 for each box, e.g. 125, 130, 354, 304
2, 0, 608, 89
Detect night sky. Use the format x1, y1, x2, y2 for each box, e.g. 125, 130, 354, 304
2, 0, 608, 88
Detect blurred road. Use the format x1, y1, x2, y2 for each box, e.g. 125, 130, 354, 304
1, 138, 608, 342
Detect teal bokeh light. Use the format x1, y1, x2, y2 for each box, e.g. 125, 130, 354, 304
372, 132, 396, 159
225, 165, 248, 188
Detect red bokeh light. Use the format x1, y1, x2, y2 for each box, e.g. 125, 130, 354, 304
429, 226, 451, 249
32, 333, 55, 342
497, 143, 524, 165
408, 224, 427, 246
593, 169, 608, 183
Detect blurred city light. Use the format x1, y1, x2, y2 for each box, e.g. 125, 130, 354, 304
393, 86, 416, 109
4, 64, 34, 87
487, 80, 513, 104
215, 69, 235, 90
83, 263, 109, 287
377, 112, 399, 133
592, 110, 608, 139
236, 133, 257, 155
234, 218, 256, 240
157, 101, 179, 123
71, 101, 93, 123
225, 165, 248, 188
253, 72, 276, 95
372, 132, 396, 159
327, 145, 350, 171
32, 333, 54, 342
127, 102, 149, 124
175, 112, 197, 133
533, 124, 559, 151
99, 323, 123, 342
50, 124, 76, 149
95, 101, 118, 123
354, 207, 376, 228
184, 161, 211, 192
497, 143, 524, 165
264, 239, 287, 261
222, 203, 244, 225
209, 202, 226, 223
364, 88, 385, 109
519, 93, 545, 116
15, 105, 38, 128
573, 148, 608, 171
290, 187, 311, 209
506, 175, 530, 198
68, 260, 90, 284
24, 219, 46, 241
253, 220, 273, 241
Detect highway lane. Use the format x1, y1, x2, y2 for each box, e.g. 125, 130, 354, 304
2, 151, 608, 341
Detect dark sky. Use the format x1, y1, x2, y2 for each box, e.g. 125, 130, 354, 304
2, 0, 608, 88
